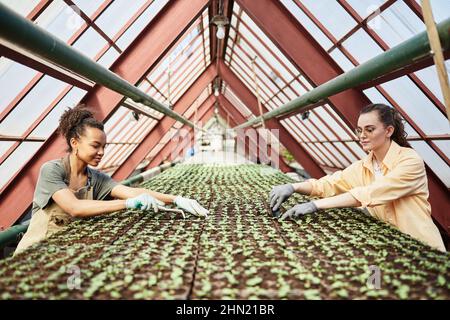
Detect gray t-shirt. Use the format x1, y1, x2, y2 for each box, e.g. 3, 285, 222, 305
31, 159, 119, 215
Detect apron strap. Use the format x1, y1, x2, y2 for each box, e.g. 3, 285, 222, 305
62, 155, 92, 189
62, 155, 71, 184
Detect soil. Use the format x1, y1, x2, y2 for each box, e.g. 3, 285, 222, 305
0, 164, 448, 300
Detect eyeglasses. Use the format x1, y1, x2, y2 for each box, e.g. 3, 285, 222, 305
355, 127, 376, 137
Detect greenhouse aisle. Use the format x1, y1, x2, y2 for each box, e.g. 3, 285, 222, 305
0, 164, 448, 300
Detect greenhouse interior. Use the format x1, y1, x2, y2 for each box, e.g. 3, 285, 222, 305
0, 0, 449, 301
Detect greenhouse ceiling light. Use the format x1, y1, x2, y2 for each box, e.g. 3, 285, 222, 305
211, 15, 229, 40
213, 77, 221, 97
214, 101, 219, 114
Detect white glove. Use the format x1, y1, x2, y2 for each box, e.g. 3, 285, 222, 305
174, 196, 209, 218
125, 194, 164, 212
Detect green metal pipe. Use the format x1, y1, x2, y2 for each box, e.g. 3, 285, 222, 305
0, 224, 28, 249
121, 174, 145, 187
0, 3, 198, 129
121, 161, 178, 186
234, 17, 450, 129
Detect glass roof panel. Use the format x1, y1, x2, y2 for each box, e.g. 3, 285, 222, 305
34, 0, 81, 43
373, 1, 424, 48
0, 141, 43, 191
0, 75, 67, 136
72, 0, 104, 17
29, 86, 87, 138
433, 140, 450, 160
116, 0, 169, 51
342, 29, 384, 64
72, 28, 108, 59
381, 77, 450, 136
0, 58, 39, 113
280, 0, 333, 51
95, 0, 147, 38
344, 0, 386, 19
0, 141, 14, 159
414, 65, 450, 105
409, 141, 450, 188
297, 0, 357, 40
0, 0, 41, 16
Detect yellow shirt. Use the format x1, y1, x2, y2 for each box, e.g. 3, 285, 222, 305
307, 141, 445, 252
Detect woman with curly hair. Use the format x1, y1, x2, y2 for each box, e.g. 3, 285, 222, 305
15, 104, 208, 254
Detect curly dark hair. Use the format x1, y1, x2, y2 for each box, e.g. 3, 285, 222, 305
58, 104, 104, 152
360, 103, 409, 147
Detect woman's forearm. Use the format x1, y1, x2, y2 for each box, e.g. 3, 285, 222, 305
125, 188, 176, 204
147, 190, 176, 204
313, 192, 361, 210
292, 181, 313, 195
72, 199, 126, 217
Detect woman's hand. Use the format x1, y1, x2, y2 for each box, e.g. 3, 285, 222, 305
174, 196, 209, 218
280, 201, 318, 220
125, 194, 164, 212
269, 184, 295, 211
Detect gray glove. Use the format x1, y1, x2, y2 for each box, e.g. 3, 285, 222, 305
279, 201, 318, 221
269, 184, 295, 212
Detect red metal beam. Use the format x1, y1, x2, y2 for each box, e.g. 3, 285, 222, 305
209, 0, 219, 63
225, 14, 361, 165
26, 0, 52, 20
219, 60, 325, 177
0, 0, 210, 229
220, 0, 234, 59
209, 0, 234, 61
404, 0, 424, 21
219, 96, 247, 124
219, 94, 289, 171
217, 108, 234, 125
112, 64, 216, 180
286, 0, 448, 168
64, 0, 122, 53
149, 94, 293, 173
80, 0, 209, 121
